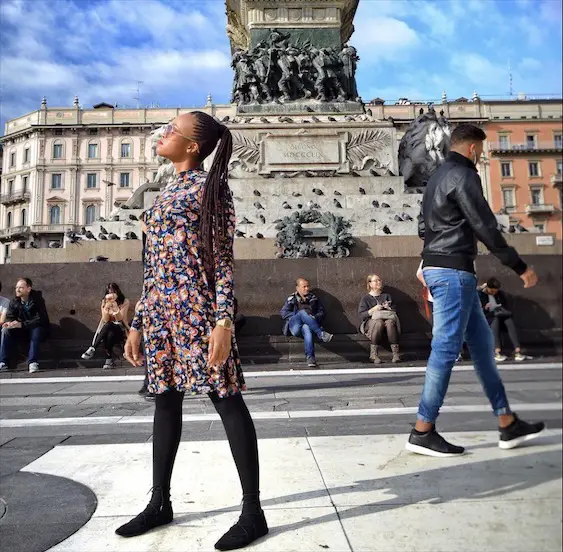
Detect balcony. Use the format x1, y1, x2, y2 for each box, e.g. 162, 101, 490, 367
525, 203, 556, 215
0, 190, 31, 205
31, 224, 79, 234
489, 141, 563, 154
551, 174, 563, 189
0, 225, 31, 242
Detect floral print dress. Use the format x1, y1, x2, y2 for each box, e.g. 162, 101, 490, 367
131, 169, 246, 397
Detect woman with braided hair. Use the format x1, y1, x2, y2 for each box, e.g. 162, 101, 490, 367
116, 112, 268, 550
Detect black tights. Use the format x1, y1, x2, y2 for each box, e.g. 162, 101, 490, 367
152, 389, 260, 514
93, 322, 125, 358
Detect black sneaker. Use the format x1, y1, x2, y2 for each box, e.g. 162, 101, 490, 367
138, 385, 148, 396
306, 356, 317, 368
499, 414, 546, 450
405, 427, 465, 457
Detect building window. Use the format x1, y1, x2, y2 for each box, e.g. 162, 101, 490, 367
21, 209, 27, 226
152, 171, 158, 181
49, 205, 61, 225
7, 212, 12, 228
86, 173, 97, 189
557, 160, 563, 175
120, 173, 130, 187
502, 188, 515, 210
22, 175, 28, 192
500, 162, 512, 178
530, 187, 543, 206
51, 173, 62, 189
555, 134, 562, 149
9, 151, 16, 167
88, 143, 98, 158
85, 205, 97, 225
526, 135, 537, 149
8, 180, 14, 196
24, 147, 30, 164
54, 129, 63, 136
498, 135, 510, 149
120, 142, 131, 158
53, 142, 63, 159
534, 222, 545, 233
89, 128, 98, 136
529, 161, 540, 177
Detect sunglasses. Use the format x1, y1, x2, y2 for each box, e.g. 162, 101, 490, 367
162, 123, 197, 142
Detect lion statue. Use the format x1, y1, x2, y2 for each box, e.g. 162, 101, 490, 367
398, 107, 451, 189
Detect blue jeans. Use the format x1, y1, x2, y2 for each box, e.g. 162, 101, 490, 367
418, 268, 511, 423
289, 310, 323, 359
0, 326, 44, 364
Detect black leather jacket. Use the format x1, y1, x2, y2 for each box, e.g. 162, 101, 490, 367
418, 152, 527, 275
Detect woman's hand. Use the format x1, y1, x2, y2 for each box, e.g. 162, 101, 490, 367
124, 329, 144, 367
208, 325, 232, 367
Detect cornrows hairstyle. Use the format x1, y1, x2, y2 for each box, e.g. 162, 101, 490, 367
450, 123, 487, 146
189, 111, 233, 285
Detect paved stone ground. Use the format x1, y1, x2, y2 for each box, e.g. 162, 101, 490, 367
0, 360, 561, 551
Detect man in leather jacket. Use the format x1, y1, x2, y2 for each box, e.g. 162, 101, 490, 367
407, 123, 544, 458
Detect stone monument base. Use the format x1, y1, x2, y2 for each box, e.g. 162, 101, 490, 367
237, 100, 364, 116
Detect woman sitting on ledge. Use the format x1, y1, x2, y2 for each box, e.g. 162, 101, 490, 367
358, 274, 401, 364
81, 282, 130, 369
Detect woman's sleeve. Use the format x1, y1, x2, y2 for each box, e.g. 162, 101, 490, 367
131, 233, 153, 331
213, 191, 236, 323
358, 295, 371, 321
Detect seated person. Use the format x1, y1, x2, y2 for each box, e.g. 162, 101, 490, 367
280, 278, 333, 368
81, 283, 130, 369
358, 274, 401, 364
479, 277, 531, 362
0, 277, 50, 373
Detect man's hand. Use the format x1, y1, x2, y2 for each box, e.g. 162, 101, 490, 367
3, 321, 21, 329
208, 325, 232, 367
520, 267, 538, 289
124, 330, 144, 367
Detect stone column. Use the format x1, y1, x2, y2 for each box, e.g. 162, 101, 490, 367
34, 169, 45, 224
104, 167, 113, 218
69, 168, 78, 224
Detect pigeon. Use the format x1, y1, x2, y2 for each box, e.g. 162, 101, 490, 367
305, 105, 314, 112
301, 119, 311, 124
282, 202, 291, 209
328, 116, 337, 122
120, 204, 131, 210
369, 218, 377, 223
85, 231, 96, 240
382, 187, 395, 195
366, 108, 373, 117
394, 215, 403, 222
312, 188, 324, 195
253, 201, 264, 210
235, 230, 246, 237
253, 190, 261, 196
95, 255, 109, 262
30, 242, 39, 249
80, 226, 87, 234
292, 192, 302, 197
98, 217, 106, 222
297, 203, 303, 209
307, 201, 320, 209
402, 203, 411, 208
243, 117, 253, 124
100, 226, 108, 234
128, 214, 138, 221
260, 117, 269, 124
98, 233, 107, 240
334, 190, 342, 196
124, 221, 134, 226
256, 233, 264, 239
333, 199, 343, 208
113, 200, 121, 208
278, 116, 293, 123
369, 168, 381, 177
110, 215, 120, 222
402, 213, 413, 221
382, 225, 392, 235
351, 171, 361, 177
359, 187, 366, 195
372, 200, 379, 208
273, 219, 282, 224
381, 202, 390, 208
417, 199, 423, 205
221, 116, 230, 123
259, 214, 266, 224
125, 232, 138, 240
311, 116, 321, 123
345, 115, 355, 122
240, 217, 253, 224
48, 241, 61, 249
108, 233, 120, 240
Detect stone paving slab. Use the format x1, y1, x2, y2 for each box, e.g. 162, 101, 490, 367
19, 430, 562, 552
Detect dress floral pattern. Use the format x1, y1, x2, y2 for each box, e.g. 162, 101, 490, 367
132, 169, 246, 397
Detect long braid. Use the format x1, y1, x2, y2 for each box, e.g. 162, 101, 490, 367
190, 111, 233, 287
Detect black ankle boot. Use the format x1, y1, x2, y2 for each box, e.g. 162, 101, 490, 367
214, 510, 269, 550
115, 487, 173, 538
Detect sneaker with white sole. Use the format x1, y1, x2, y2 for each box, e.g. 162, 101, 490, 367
499, 414, 546, 449
320, 331, 333, 343
102, 358, 115, 370
81, 346, 96, 360
406, 427, 465, 457
306, 356, 317, 368
514, 352, 532, 362
29, 362, 40, 374
494, 353, 507, 362
0, 362, 8, 372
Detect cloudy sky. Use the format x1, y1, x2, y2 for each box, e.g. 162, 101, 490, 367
1, 0, 561, 131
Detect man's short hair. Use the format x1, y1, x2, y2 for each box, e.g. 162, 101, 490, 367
18, 277, 33, 288
450, 123, 487, 146
296, 277, 308, 286
486, 277, 501, 290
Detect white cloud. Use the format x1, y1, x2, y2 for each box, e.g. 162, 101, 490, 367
353, 17, 419, 61
519, 57, 543, 72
